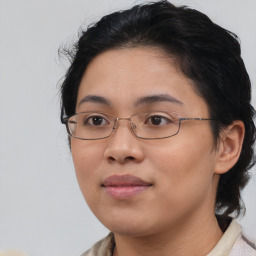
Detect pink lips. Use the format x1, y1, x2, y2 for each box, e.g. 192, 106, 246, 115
102, 174, 152, 200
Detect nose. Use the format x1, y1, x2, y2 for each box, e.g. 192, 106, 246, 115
104, 119, 145, 164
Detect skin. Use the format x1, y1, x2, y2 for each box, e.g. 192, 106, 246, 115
71, 47, 244, 256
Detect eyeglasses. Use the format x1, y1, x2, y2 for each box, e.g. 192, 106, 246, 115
61, 111, 215, 140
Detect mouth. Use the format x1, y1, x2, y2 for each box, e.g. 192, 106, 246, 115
102, 174, 152, 200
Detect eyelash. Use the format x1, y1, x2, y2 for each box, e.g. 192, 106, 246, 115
83, 115, 110, 126
145, 114, 175, 126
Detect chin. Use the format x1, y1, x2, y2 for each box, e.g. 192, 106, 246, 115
99, 214, 162, 238
109, 224, 152, 237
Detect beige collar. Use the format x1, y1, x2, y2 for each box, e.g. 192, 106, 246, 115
207, 220, 242, 256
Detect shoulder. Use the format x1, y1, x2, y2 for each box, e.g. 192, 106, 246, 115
225, 220, 256, 256
229, 234, 256, 256
208, 219, 256, 256
81, 233, 115, 256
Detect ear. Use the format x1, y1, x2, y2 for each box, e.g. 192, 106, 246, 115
214, 121, 245, 174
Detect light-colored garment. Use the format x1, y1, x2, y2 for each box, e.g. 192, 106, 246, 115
82, 220, 256, 256
81, 233, 114, 256
0, 251, 27, 256
207, 220, 256, 256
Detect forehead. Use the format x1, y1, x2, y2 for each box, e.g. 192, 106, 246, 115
76, 47, 209, 116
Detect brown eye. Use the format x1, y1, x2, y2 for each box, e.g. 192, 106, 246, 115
146, 115, 172, 126
150, 116, 163, 125
83, 115, 109, 126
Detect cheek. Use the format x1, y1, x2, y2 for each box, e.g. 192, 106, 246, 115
147, 132, 216, 199
71, 140, 104, 193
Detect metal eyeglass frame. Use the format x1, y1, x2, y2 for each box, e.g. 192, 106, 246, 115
61, 112, 216, 140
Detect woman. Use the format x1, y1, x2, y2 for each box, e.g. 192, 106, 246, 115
60, 1, 256, 255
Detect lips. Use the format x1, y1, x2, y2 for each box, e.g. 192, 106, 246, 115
102, 174, 152, 200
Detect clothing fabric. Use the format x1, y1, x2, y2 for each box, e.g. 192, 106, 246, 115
81, 220, 256, 256
207, 220, 256, 256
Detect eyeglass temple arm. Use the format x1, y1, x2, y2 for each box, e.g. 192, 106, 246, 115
179, 118, 215, 121
61, 107, 67, 124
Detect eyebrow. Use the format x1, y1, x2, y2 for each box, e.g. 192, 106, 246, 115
78, 95, 111, 107
78, 93, 183, 108
134, 94, 183, 106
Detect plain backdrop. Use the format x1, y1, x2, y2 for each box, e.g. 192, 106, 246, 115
0, 0, 255, 255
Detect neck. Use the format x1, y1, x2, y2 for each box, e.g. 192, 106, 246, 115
113, 213, 223, 256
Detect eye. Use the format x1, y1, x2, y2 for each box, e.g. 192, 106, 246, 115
83, 114, 110, 126
145, 114, 175, 126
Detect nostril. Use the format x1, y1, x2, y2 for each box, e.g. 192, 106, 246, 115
108, 156, 116, 162
127, 156, 135, 161
107, 155, 136, 163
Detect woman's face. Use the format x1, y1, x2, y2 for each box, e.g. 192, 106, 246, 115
71, 47, 220, 236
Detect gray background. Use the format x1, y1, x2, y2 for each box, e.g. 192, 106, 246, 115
0, 0, 255, 255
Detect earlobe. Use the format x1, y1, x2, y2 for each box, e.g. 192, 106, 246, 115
214, 121, 245, 174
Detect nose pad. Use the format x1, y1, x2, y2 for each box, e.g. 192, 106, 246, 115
113, 118, 134, 131
113, 119, 118, 130
131, 122, 136, 130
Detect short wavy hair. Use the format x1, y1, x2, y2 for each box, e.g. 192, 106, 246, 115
60, 1, 255, 223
